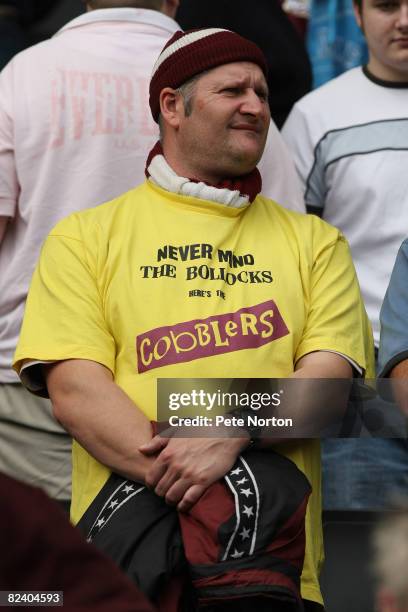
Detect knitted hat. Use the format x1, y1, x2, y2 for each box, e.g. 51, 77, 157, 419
149, 28, 268, 123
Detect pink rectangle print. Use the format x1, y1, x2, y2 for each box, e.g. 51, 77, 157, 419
136, 300, 289, 373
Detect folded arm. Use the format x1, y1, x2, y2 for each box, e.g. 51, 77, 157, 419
45, 359, 156, 484
293, 350, 352, 379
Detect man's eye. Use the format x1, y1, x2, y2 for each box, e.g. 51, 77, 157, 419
222, 87, 240, 94
375, 1, 399, 10
257, 91, 269, 101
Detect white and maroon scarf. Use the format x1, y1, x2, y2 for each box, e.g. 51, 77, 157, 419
145, 141, 262, 208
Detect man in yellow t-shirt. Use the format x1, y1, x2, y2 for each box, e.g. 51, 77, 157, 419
14, 29, 372, 610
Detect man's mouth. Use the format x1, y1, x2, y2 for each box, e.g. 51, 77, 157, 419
230, 124, 261, 133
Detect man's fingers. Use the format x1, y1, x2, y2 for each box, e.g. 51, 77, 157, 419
163, 477, 194, 506
144, 457, 168, 489
177, 484, 206, 512
154, 468, 181, 499
139, 435, 168, 455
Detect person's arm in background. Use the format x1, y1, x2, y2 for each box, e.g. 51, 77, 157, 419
390, 360, 408, 381
378, 239, 408, 415
45, 359, 156, 484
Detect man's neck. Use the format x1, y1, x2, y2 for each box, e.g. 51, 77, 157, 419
161, 149, 224, 186
367, 57, 408, 84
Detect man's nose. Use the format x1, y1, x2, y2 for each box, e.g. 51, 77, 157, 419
397, 3, 408, 29
240, 89, 266, 116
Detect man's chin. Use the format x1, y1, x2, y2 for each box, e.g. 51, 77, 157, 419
235, 152, 263, 174
222, 159, 260, 178
225, 145, 263, 172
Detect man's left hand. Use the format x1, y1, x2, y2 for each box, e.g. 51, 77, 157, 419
139, 432, 249, 512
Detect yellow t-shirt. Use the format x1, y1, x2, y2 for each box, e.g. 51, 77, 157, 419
14, 180, 373, 605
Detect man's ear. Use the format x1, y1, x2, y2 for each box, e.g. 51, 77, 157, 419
159, 87, 184, 129
353, 1, 363, 30
161, 0, 179, 19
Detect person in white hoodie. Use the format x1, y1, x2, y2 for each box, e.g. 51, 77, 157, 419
0, 0, 182, 505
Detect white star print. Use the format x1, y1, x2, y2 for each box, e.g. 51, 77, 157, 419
109, 499, 119, 509
96, 518, 105, 527
240, 488, 253, 497
230, 467, 243, 476
230, 549, 244, 559
239, 527, 251, 540
243, 505, 254, 518
123, 485, 134, 494
236, 477, 248, 485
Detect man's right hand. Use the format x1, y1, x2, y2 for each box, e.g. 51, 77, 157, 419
140, 429, 249, 511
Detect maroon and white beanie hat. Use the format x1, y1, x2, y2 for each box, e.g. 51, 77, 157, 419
149, 28, 268, 123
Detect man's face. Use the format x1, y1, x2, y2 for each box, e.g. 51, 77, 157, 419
355, 0, 408, 81
174, 61, 270, 182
